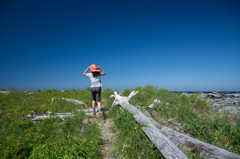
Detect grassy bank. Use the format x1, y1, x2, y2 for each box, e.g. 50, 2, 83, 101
0, 89, 102, 158
110, 107, 164, 158
121, 86, 240, 155
1, 86, 239, 158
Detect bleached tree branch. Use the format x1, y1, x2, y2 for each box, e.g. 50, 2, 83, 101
110, 91, 187, 159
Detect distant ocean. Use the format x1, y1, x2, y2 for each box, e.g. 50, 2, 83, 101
171, 91, 240, 93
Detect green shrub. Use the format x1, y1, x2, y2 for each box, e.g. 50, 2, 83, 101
0, 89, 102, 159
1, 87, 239, 158
101, 89, 114, 108
110, 107, 163, 158
119, 86, 240, 155
151, 89, 240, 155
29, 122, 102, 159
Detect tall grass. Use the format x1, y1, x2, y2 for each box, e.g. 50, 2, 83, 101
0, 89, 102, 158
110, 107, 164, 158
121, 85, 240, 155
1, 86, 239, 158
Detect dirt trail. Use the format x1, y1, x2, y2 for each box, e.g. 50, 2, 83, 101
88, 114, 118, 159
98, 118, 117, 159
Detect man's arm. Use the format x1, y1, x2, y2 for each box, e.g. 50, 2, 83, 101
98, 66, 106, 75
83, 67, 90, 76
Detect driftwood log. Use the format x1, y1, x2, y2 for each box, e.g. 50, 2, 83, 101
0, 91, 9, 94
110, 91, 187, 159
26, 108, 110, 121
144, 109, 240, 159
26, 112, 74, 121
51, 97, 87, 107
26, 109, 92, 121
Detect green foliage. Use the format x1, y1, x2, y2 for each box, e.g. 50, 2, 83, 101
62, 88, 92, 106
110, 107, 164, 158
1, 86, 240, 158
149, 89, 240, 155
1, 111, 102, 158
29, 122, 102, 159
121, 86, 240, 155
48, 99, 83, 113
124, 85, 159, 106
101, 89, 114, 108
0, 89, 102, 159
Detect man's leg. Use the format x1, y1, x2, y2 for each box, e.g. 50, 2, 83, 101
97, 102, 101, 110
91, 87, 97, 115
92, 100, 96, 115
96, 87, 102, 115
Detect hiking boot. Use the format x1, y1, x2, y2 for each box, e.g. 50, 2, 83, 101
96, 111, 102, 117
92, 111, 96, 116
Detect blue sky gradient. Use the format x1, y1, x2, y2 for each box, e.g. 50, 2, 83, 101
0, 0, 240, 91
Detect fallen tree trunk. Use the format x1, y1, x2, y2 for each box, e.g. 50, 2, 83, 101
51, 97, 87, 107
26, 112, 74, 121
144, 109, 240, 159
27, 108, 110, 121
27, 109, 92, 121
110, 91, 187, 159
0, 91, 9, 94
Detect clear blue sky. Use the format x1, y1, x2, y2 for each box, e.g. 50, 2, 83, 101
0, 0, 240, 91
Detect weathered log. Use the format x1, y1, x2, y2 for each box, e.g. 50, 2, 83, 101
27, 108, 110, 121
51, 97, 87, 107
110, 91, 187, 159
147, 99, 161, 108
144, 109, 240, 159
146, 109, 190, 135
26, 112, 74, 121
0, 91, 9, 94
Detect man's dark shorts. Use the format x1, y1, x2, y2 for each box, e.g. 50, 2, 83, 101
91, 87, 101, 102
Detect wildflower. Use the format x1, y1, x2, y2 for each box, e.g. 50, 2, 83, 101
18, 142, 21, 146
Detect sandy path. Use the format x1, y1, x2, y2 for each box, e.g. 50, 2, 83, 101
98, 118, 117, 159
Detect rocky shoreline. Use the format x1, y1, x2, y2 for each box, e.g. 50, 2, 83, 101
195, 92, 240, 119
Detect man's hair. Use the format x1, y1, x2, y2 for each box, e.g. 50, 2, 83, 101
92, 72, 100, 77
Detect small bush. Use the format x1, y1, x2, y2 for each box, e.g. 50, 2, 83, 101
110, 107, 164, 158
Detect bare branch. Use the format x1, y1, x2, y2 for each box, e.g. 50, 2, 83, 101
127, 91, 139, 101
110, 91, 187, 159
